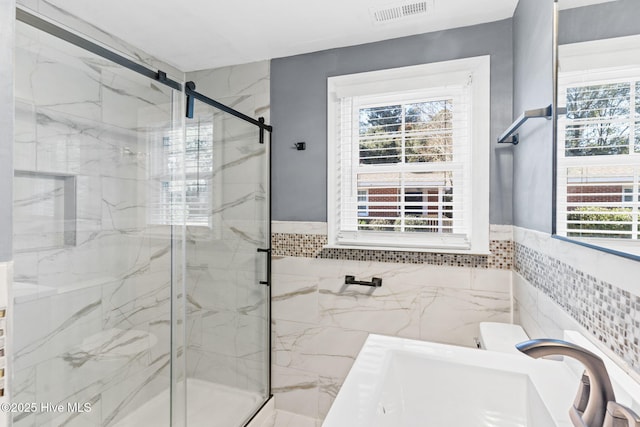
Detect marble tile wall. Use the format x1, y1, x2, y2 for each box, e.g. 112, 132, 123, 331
271, 222, 513, 420
0, 0, 15, 264
11, 20, 180, 427
186, 61, 271, 123
15, 0, 184, 83
513, 226, 640, 382
1, 3, 14, 427
179, 61, 513, 422
184, 61, 271, 397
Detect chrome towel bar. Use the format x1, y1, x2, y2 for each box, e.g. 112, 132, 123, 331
498, 104, 553, 145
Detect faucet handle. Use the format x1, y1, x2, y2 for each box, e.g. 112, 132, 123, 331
573, 371, 590, 414
603, 402, 640, 427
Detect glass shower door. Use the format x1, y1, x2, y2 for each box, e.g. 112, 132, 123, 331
12, 17, 184, 427
184, 98, 270, 426
12, 10, 270, 427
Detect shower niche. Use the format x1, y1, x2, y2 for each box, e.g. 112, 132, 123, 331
13, 170, 77, 252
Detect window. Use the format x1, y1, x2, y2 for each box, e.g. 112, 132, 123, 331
327, 57, 490, 253
150, 120, 213, 226
557, 37, 640, 243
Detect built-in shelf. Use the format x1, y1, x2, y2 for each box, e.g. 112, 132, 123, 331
13, 170, 77, 251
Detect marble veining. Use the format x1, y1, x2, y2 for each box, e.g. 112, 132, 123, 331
14, 298, 101, 362
272, 286, 316, 302
18, 0, 184, 79
102, 353, 170, 426
212, 148, 265, 178
270, 221, 513, 420
12, 18, 179, 427
62, 328, 155, 367
12, 32, 272, 426
184, 60, 271, 408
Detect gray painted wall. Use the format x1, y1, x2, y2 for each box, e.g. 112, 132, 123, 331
271, 19, 514, 223
559, 0, 640, 45
511, 0, 554, 233
511, 0, 640, 233
0, 0, 14, 261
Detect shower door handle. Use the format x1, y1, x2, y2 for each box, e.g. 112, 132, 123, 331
257, 248, 271, 286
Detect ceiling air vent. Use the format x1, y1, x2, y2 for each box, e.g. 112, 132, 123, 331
372, 1, 432, 23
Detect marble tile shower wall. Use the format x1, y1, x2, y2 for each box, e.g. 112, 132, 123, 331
12, 23, 178, 427
16, 0, 184, 80
184, 62, 270, 394
270, 222, 513, 420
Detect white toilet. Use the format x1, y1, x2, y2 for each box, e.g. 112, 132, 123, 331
479, 322, 529, 355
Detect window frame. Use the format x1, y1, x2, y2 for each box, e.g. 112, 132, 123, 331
555, 35, 640, 246
327, 56, 491, 254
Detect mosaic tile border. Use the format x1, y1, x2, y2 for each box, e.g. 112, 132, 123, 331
514, 242, 640, 375
271, 233, 513, 270
271, 233, 328, 258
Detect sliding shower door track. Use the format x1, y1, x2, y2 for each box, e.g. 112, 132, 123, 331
16, 7, 182, 91
184, 81, 273, 132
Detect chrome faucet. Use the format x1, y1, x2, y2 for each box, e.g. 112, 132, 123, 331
516, 338, 615, 427
605, 402, 640, 427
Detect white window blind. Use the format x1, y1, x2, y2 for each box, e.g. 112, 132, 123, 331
327, 57, 490, 253
557, 67, 640, 241
150, 120, 213, 226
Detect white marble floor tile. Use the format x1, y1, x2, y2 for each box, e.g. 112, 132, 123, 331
262, 410, 322, 427
111, 378, 262, 427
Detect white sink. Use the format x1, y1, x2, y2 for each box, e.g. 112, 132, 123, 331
374, 352, 556, 427
323, 334, 577, 427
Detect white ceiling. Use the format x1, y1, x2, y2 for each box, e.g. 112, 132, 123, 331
48, 0, 520, 72
47, 0, 619, 72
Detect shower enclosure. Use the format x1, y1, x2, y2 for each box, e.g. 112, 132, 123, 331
11, 8, 271, 427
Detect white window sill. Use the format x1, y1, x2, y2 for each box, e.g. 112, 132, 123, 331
323, 243, 492, 256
